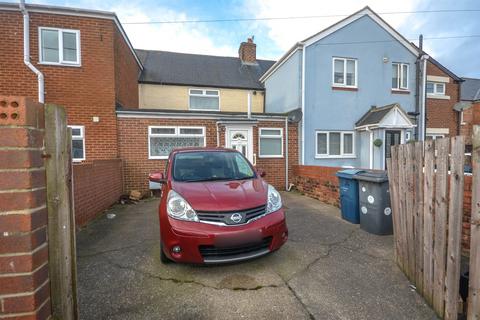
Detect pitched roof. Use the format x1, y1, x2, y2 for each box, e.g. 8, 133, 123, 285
428, 56, 462, 82
355, 103, 412, 127
461, 78, 480, 101
0, 2, 143, 69
136, 50, 275, 90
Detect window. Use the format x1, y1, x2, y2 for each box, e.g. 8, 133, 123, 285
189, 89, 220, 111
392, 63, 409, 90
332, 57, 357, 87
316, 131, 355, 158
426, 82, 446, 95
259, 128, 283, 158
69, 125, 85, 161
460, 111, 466, 125
426, 134, 444, 140
39, 27, 80, 65
149, 126, 205, 159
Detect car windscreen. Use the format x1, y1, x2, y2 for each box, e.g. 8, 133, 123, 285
172, 151, 256, 182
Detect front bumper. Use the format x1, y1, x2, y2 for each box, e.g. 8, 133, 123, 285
160, 209, 288, 264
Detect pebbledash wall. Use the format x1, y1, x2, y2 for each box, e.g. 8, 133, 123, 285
117, 115, 298, 192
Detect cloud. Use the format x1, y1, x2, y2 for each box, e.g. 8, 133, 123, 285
244, 0, 419, 55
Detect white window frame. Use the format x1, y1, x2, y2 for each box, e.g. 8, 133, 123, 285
315, 130, 355, 158
188, 88, 220, 111
426, 82, 446, 95
39, 27, 81, 66
460, 111, 466, 125
392, 62, 409, 90
258, 128, 284, 158
332, 57, 358, 88
68, 125, 85, 162
148, 126, 206, 160
426, 133, 445, 140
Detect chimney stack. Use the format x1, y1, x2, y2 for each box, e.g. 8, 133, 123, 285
238, 37, 256, 64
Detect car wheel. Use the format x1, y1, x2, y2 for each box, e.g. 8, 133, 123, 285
160, 242, 171, 264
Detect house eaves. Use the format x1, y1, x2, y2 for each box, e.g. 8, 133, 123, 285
427, 56, 462, 82
0, 1, 143, 70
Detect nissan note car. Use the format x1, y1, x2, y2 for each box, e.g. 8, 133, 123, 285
149, 147, 288, 264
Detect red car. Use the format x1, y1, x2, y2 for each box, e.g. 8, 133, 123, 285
149, 147, 288, 264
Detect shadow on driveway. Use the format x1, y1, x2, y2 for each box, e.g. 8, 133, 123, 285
77, 192, 437, 320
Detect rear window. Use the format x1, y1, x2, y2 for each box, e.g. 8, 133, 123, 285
172, 151, 256, 182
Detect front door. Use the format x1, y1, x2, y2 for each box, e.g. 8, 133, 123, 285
385, 130, 402, 168
226, 127, 253, 164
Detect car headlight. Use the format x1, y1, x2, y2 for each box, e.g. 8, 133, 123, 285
167, 190, 199, 222
266, 185, 282, 214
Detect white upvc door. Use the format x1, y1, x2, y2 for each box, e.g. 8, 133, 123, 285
225, 126, 254, 164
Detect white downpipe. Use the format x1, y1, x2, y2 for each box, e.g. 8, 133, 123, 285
247, 91, 252, 119
420, 55, 429, 141
285, 117, 289, 190
368, 128, 374, 169
300, 45, 306, 165
20, 0, 44, 103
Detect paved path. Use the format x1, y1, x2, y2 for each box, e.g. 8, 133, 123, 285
77, 192, 437, 320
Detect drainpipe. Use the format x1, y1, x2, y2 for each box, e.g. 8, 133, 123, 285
285, 117, 289, 190
20, 0, 44, 103
414, 35, 423, 140
420, 55, 429, 141
368, 127, 374, 169
247, 91, 252, 119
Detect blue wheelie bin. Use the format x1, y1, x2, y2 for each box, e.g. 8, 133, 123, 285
335, 169, 364, 224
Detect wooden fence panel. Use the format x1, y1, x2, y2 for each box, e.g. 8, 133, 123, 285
468, 126, 480, 320
423, 139, 435, 304
445, 137, 465, 320
389, 137, 470, 320
414, 141, 425, 295
433, 138, 450, 317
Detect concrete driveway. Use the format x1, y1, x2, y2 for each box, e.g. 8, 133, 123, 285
77, 192, 436, 320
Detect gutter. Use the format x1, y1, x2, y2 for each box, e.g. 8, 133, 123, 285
20, 0, 44, 103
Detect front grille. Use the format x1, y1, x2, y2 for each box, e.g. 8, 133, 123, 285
197, 204, 267, 226
199, 237, 272, 262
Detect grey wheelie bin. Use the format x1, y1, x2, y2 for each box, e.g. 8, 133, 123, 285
353, 171, 392, 235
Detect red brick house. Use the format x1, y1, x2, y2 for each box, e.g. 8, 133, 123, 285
425, 58, 462, 140
0, 2, 142, 225
120, 41, 299, 193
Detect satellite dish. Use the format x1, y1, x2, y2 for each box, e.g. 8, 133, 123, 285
287, 108, 303, 123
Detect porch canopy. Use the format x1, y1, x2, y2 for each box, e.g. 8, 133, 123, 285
355, 103, 415, 131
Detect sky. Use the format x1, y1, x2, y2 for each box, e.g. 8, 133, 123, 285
29, 0, 480, 77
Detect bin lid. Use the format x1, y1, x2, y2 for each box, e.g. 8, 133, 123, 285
353, 170, 388, 183
336, 169, 365, 179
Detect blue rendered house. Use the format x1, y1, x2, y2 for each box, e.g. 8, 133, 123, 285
261, 7, 428, 170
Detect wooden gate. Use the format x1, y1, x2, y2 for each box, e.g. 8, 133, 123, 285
387, 134, 479, 320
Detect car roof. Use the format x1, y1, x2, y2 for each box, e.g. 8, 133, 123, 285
171, 147, 236, 155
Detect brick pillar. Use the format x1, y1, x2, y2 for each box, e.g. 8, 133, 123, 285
0, 97, 51, 319
472, 102, 480, 125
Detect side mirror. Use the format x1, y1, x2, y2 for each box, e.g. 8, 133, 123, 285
149, 172, 166, 183
257, 169, 266, 177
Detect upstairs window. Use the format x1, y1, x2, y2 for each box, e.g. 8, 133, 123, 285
426, 82, 446, 95
39, 27, 80, 65
332, 57, 357, 87
392, 63, 409, 90
189, 89, 220, 111
68, 125, 85, 161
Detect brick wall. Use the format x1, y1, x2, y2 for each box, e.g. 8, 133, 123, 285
114, 28, 140, 108
292, 165, 342, 207
0, 97, 52, 319
73, 159, 123, 227
0, 9, 139, 160
426, 61, 460, 137
117, 116, 297, 193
